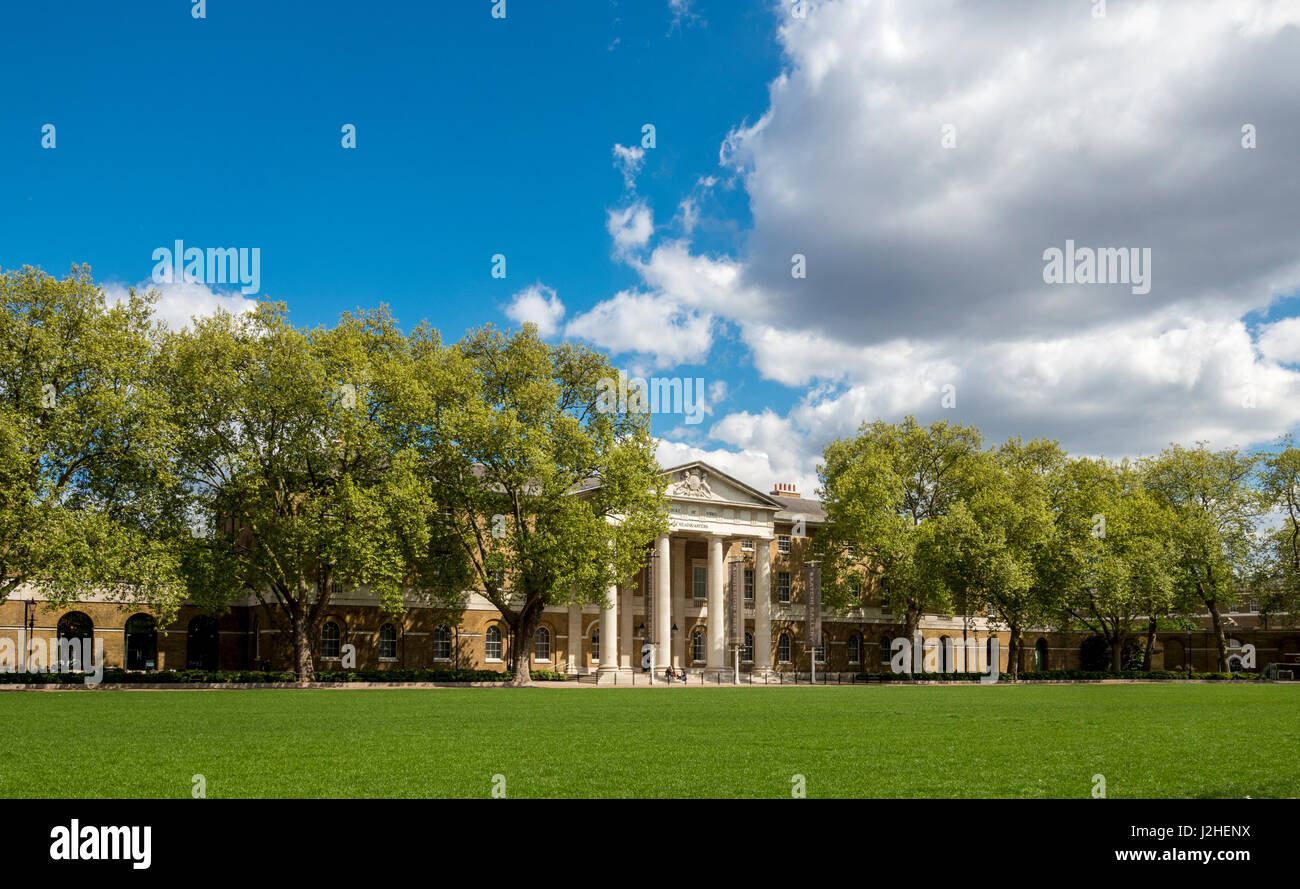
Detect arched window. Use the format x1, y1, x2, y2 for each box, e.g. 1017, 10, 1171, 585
433, 626, 452, 661
692, 629, 706, 663
379, 623, 398, 660
534, 626, 551, 661
939, 635, 952, 672
880, 635, 892, 665
590, 627, 600, 663
847, 634, 860, 664
124, 613, 157, 670
186, 615, 220, 670
56, 612, 94, 672
1034, 638, 1048, 671
778, 632, 792, 663
321, 621, 342, 660
742, 632, 754, 663
485, 625, 503, 660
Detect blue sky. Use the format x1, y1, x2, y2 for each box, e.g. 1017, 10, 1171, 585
5, 0, 1300, 492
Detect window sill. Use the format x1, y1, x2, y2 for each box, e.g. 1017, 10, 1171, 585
485, 658, 503, 663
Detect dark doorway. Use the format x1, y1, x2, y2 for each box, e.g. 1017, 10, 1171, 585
56, 612, 94, 671
125, 614, 158, 670
186, 615, 220, 669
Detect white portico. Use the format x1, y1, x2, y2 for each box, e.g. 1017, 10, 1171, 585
596, 462, 784, 683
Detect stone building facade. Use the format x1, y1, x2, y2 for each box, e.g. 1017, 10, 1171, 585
3, 462, 1297, 678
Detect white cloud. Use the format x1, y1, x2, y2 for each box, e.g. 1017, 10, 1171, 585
612, 143, 646, 190
565, 290, 713, 367
602, 2, 1300, 488
103, 279, 257, 329
504, 283, 565, 337
607, 201, 654, 256
1257, 317, 1300, 365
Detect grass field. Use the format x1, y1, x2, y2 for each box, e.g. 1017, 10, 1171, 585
1, 684, 1295, 798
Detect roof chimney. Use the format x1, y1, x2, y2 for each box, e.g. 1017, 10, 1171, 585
770, 482, 799, 498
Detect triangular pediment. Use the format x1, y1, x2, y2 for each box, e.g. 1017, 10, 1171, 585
661, 462, 783, 511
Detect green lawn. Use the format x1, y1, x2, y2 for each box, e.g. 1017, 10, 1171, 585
0, 684, 1294, 798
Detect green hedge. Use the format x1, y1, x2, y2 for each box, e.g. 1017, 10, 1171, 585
0, 668, 572, 685
851, 672, 986, 682
1014, 670, 1265, 681
850, 669, 1267, 682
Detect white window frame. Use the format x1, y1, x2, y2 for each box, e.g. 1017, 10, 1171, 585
432, 626, 452, 661
534, 626, 551, 662
741, 539, 754, 551
742, 632, 754, 663
485, 626, 503, 662
378, 623, 398, 661
692, 629, 706, 663
778, 633, 792, 664
692, 562, 707, 599
777, 535, 791, 554
778, 571, 791, 603
321, 621, 342, 661
744, 568, 754, 601
847, 635, 860, 665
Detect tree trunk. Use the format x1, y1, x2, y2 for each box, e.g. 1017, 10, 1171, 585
292, 607, 315, 684
1110, 637, 1123, 672
1143, 618, 1158, 671
902, 605, 919, 675
507, 604, 542, 687
1006, 622, 1020, 679
1206, 599, 1229, 672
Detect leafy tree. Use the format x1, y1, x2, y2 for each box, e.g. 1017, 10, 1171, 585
413, 324, 666, 686
1047, 457, 1175, 671
0, 265, 183, 621
935, 439, 1062, 678
161, 303, 469, 681
818, 416, 983, 669
1256, 437, 1300, 626
1141, 444, 1260, 672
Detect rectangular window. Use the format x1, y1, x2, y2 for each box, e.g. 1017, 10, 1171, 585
1248, 599, 1259, 613
778, 535, 791, 554
741, 539, 754, 551
778, 572, 791, 603
693, 565, 706, 599
744, 569, 754, 601
432, 629, 452, 660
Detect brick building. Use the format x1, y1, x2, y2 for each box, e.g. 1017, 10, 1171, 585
3, 462, 1297, 678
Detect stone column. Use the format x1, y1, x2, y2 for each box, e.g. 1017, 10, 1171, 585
671, 537, 687, 669
706, 534, 726, 675
597, 581, 619, 683
619, 582, 633, 671
655, 533, 671, 670
566, 604, 581, 675
754, 538, 772, 675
